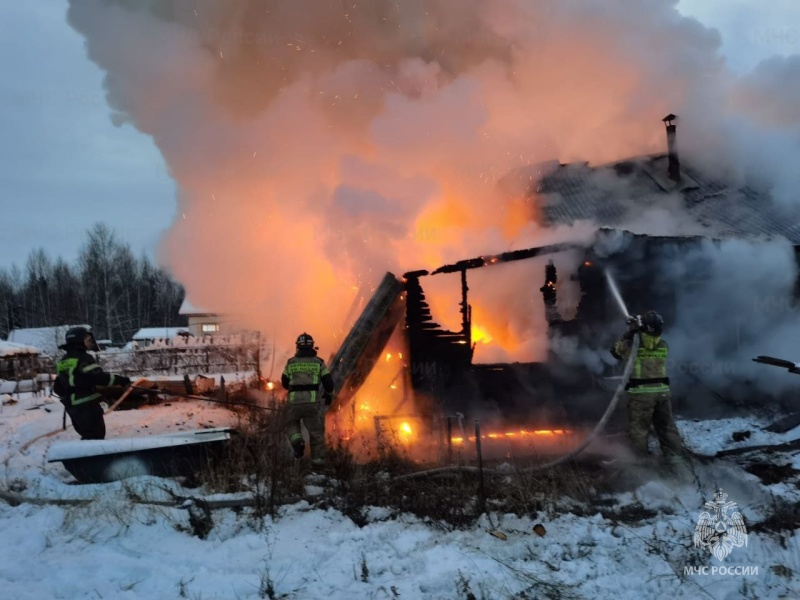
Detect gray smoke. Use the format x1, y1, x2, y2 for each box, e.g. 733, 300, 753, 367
661, 237, 800, 409
65, 0, 800, 388
584, 229, 800, 413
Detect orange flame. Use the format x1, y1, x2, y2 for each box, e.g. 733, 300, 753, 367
471, 324, 494, 345
451, 429, 572, 444
397, 421, 415, 445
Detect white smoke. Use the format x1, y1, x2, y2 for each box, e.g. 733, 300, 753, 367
65, 0, 800, 392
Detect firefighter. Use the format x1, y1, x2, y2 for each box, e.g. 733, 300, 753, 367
610, 311, 687, 469
281, 333, 335, 467
53, 327, 131, 440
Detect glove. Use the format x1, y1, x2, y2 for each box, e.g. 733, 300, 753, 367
323, 392, 333, 407
116, 375, 132, 388
621, 317, 638, 340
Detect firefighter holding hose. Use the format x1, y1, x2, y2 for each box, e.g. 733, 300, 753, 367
610, 311, 688, 471
281, 333, 334, 468
53, 327, 131, 440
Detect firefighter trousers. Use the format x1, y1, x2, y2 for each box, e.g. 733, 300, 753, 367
65, 401, 106, 440
626, 391, 685, 463
284, 401, 325, 464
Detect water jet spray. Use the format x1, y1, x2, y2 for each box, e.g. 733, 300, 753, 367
604, 270, 632, 321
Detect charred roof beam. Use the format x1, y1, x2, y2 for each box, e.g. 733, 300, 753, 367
426, 242, 584, 275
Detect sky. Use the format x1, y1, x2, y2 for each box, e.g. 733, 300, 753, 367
0, 1, 799, 271
0, 2, 176, 270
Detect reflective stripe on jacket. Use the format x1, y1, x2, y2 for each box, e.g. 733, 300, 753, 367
611, 332, 670, 394
282, 356, 331, 403
56, 350, 117, 406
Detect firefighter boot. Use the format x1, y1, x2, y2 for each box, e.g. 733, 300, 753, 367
292, 438, 305, 459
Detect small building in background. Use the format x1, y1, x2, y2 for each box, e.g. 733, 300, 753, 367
94, 339, 117, 351
179, 298, 227, 337
0, 340, 40, 380
131, 327, 191, 349
7, 324, 91, 357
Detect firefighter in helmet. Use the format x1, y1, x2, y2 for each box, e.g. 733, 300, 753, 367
53, 327, 132, 440
611, 310, 687, 468
281, 333, 334, 467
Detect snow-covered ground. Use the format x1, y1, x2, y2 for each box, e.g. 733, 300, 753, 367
1, 390, 799, 599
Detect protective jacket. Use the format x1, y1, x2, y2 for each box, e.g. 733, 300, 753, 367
610, 331, 670, 394
281, 348, 334, 404
55, 347, 123, 406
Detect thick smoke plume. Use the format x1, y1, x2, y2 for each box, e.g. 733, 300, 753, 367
659, 238, 800, 411
66, 1, 800, 393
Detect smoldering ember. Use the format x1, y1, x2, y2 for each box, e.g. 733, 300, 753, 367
2, 2, 800, 599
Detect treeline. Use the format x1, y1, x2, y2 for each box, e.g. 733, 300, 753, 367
0, 223, 185, 343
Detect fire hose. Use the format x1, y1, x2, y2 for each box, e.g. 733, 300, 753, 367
18, 378, 149, 454
394, 334, 640, 480
130, 385, 278, 411
18, 380, 278, 455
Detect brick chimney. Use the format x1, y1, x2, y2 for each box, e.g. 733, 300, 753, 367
662, 114, 680, 182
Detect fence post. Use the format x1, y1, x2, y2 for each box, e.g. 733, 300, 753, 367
475, 420, 486, 515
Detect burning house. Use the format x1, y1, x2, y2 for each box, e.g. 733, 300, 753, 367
327, 115, 800, 448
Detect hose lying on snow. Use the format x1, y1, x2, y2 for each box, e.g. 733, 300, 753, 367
17, 378, 149, 455
394, 335, 640, 480
17, 380, 278, 456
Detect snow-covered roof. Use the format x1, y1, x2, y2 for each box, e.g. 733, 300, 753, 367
0, 341, 40, 357
179, 297, 217, 316
535, 155, 800, 243
7, 325, 90, 357
132, 327, 190, 340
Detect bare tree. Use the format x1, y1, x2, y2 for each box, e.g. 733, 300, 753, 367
1, 222, 186, 343
7, 265, 25, 328
25, 248, 53, 325
0, 268, 17, 338
113, 242, 139, 341
78, 223, 126, 341
51, 258, 82, 325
